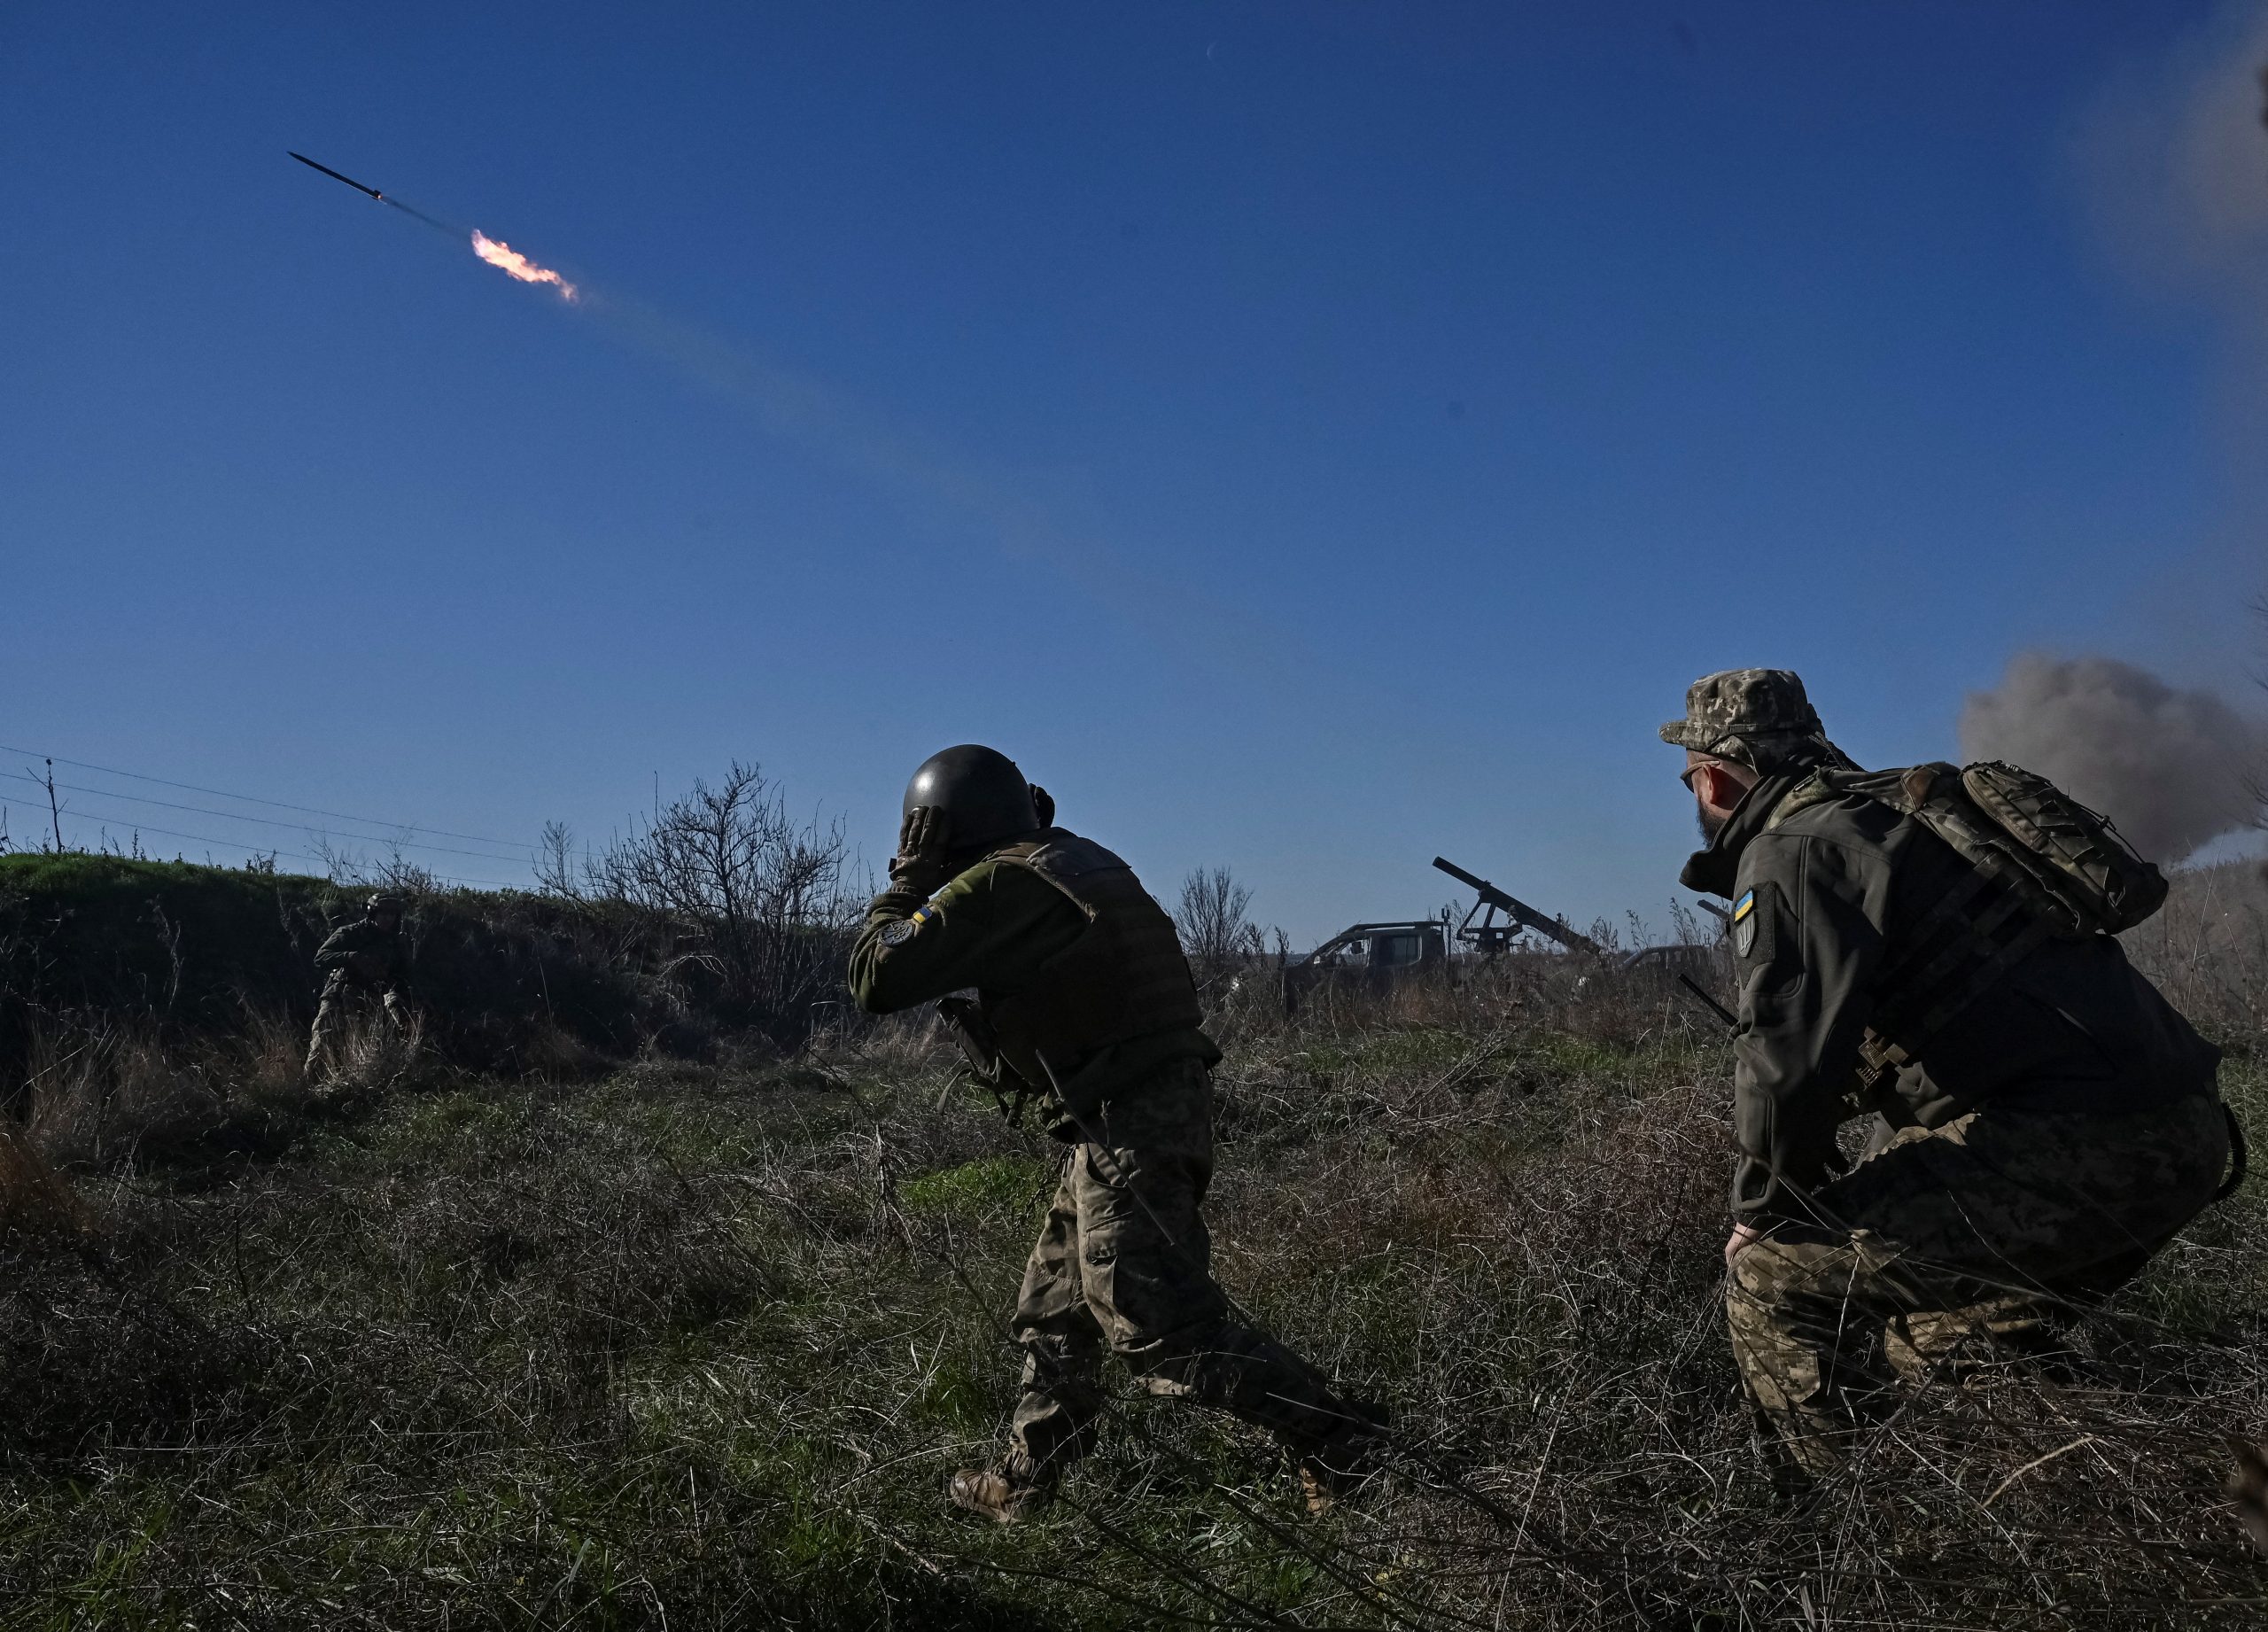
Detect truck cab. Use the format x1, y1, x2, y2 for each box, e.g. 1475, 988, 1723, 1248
1278, 919, 1449, 1010
1301, 921, 1448, 973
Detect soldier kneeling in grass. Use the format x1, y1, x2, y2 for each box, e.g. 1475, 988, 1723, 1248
850, 745, 1382, 1522
1665, 669, 2237, 1483
304, 891, 411, 1081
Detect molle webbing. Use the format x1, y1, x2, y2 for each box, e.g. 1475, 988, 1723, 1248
1767, 769, 2071, 1089
1852, 867, 2059, 1087
980, 830, 1202, 1082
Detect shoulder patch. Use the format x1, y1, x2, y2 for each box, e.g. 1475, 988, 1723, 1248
1730, 882, 1780, 964
878, 918, 919, 946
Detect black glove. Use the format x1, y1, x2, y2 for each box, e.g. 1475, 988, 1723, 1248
888, 805, 951, 898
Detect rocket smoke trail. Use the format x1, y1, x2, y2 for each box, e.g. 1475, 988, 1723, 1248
277, 152, 1506, 850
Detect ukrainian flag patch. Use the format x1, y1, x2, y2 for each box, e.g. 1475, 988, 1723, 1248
1731, 888, 1759, 957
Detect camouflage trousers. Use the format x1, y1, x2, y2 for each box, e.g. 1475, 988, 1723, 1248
304, 976, 401, 1076
1727, 1093, 2230, 1474
1006, 1061, 1362, 1479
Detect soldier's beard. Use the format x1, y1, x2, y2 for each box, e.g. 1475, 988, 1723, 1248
1696, 800, 1728, 843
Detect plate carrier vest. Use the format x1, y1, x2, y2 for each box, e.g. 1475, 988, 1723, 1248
977, 828, 1204, 1095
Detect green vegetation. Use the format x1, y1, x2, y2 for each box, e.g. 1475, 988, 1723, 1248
901, 1152, 1056, 1222
0, 952, 2262, 1630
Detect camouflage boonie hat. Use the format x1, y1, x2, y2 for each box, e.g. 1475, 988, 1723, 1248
1660, 669, 1845, 773
367, 892, 408, 915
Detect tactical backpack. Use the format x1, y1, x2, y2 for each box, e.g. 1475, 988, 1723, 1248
1764, 763, 2244, 1198
1767, 759, 2171, 1090
1772, 760, 2168, 937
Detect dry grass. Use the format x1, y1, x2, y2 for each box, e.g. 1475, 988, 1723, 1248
314, 1012, 452, 1103
23, 1028, 227, 1171
0, 1124, 87, 1241
2127, 860, 2268, 1037
0, 955, 2260, 1628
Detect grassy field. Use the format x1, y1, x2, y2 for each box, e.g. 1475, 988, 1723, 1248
1, 960, 2263, 1629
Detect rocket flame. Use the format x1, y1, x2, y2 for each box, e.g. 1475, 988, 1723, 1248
470, 231, 578, 301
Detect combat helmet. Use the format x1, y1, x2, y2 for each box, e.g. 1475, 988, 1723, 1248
367, 892, 408, 918
902, 745, 1043, 852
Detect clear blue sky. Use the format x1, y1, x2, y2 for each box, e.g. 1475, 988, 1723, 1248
4, 2, 2263, 941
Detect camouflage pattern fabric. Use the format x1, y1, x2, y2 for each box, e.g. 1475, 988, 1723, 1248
305, 916, 408, 1076
312, 917, 408, 988
1727, 1094, 2229, 1474
303, 976, 402, 1076
1659, 668, 1856, 774
1006, 1059, 1362, 1478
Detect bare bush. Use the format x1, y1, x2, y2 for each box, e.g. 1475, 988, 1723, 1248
534, 819, 579, 898
313, 835, 445, 896
1175, 866, 1263, 990
571, 763, 859, 1048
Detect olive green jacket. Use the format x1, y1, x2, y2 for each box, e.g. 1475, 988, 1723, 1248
847, 853, 1217, 1136
1682, 773, 2220, 1224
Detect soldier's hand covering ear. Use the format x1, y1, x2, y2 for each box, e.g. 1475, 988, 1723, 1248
889, 805, 952, 898
1029, 784, 1054, 828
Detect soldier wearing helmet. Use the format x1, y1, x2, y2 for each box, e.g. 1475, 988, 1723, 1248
304, 890, 412, 1081
1666, 669, 2230, 1480
849, 745, 1381, 1522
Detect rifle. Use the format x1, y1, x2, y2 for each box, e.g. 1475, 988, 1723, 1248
934, 995, 1034, 1126
1432, 857, 1603, 958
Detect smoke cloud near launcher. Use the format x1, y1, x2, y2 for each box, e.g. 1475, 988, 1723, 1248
1959, 651, 2266, 867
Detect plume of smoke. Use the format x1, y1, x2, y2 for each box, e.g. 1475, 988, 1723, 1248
2077, 4, 2268, 323
2062, 9, 2268, 690
1958, 653, 2265, 865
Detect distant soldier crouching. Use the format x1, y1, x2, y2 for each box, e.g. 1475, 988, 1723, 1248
849, 745, 1381, 1521
1665, 669, 2234, 1480
305, 891, 410, 1079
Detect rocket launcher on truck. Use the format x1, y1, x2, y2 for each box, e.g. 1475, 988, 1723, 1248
1431, 857, 1603, 959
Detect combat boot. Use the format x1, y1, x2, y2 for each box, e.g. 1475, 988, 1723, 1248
946, 1456, 1052, 1524
1296, 1401, 1389, 1516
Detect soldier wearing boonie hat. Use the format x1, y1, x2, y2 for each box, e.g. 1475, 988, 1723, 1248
1658, 668, 1857, 775
1665, 668, 2227, 1483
